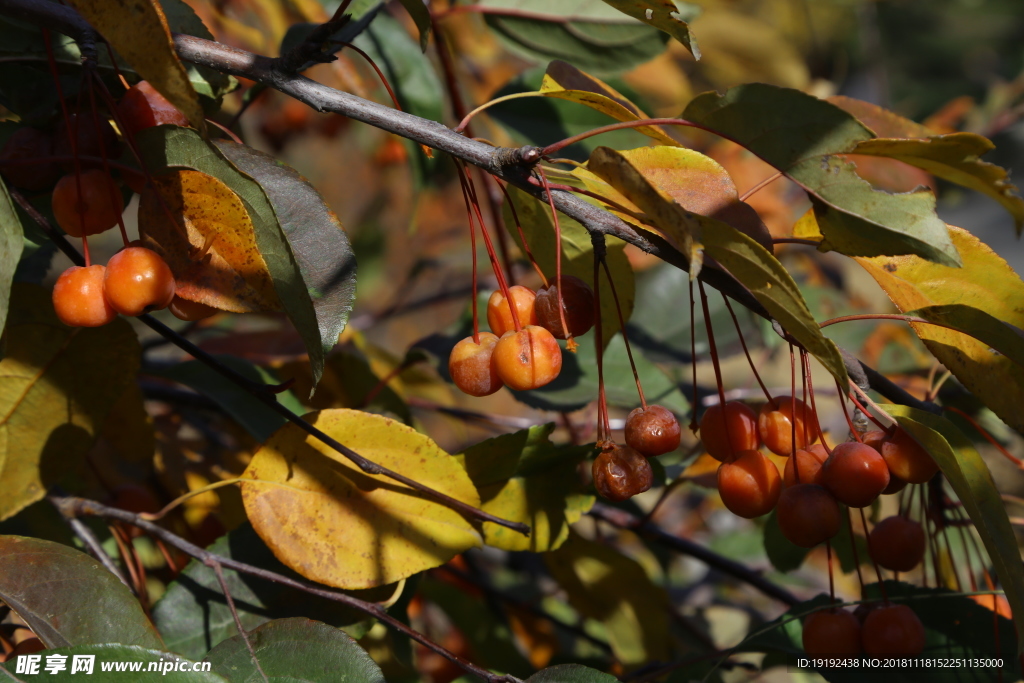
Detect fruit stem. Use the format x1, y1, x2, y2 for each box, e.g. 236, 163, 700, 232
921, 484, 943, 588
789, 344, 797, 458
698, 279, 735, 456
859, 507, 889, 602
537, 166, 573, 347
738, 170, 784, 203
689, 280, 698, 434
943, 405, 1023, 467
803, 350, 831, 454
846, 509, 866, 592
496, 180, 548, 287
848, 381, 897, 430
593, 233, 611, 441
825, 540, 836, 604
721, 292, 773, 404
540, 117, 710, 158
601, 257, 645, 409
86, 72, 130, 247
81, 233, 92, 267
455, 163, 481, 343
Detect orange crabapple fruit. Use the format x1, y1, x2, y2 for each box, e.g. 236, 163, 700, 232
52, 265, 117, 327
717, 449, 782, 519
624, 404, 681, 457
103, 246, 176, 316
51, 169, 124, 237
492, 325, 561, 391
802, 609, 863, 657
449, 332, 503, 397
820, 441, 890, 508
534, 275, 595, 339
776, 483, 841, 547
486, 285, 537, 337
758, 395, 816, 455
868, 515, 926, 572
861, 604, 926, 656
881, 428, 940, 484
117, 80, 190, 138
783, 443, 829, 488
592, 443, 653, 502
699, 401, 760, 463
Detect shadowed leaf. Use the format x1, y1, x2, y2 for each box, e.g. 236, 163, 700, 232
0, 536, 163, 649
0, 285, 139, 521
397, 0, 431, 51
0, 177, 22, 337
856, 226, 1024, 432
2, 644, 227, 681
599, 0, 700, 59
455, 424, 595, 552
241, 409, 481, 589
526, 664, 619, 682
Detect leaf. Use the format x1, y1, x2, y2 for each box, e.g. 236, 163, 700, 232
539, 61, 679, 146
1, 643, 228, 681
827, 95, 934, 139
573, 145, 772, 252
397, 0, 431, 51
147, 356, 304, 442
136, 126, 329, 386
153, 524, 381, 660
454, 424, 595, 552
855, 226, 1024, 432
158, 0, 235, 101
762, 510, 808, 572
598, 0, 701, 59
526, 664, 619, 683
502, 185, 634, 348
877, 406, 1024, 656
0, 536, 163, 649
850, 134, 1024, 234
682, 84, 961, 266
139, 169, 281, 313
214, 141, 357, 375
545, 532, 671, 667
203, 618, 385, 683
241, 409, 482, 589
0, 177, 23, 335
65, 0, 205, 134
481, 2, 669, 76
0, 285, 139, 521
909, 304, 1024, 368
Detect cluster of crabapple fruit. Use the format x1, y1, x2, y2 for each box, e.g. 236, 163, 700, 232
448, 275, 595, 396
0, 81, 219, 326
591, 404, 683, 502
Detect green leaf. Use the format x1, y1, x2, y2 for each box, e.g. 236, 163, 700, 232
545, 532, 671, 667
762, 510, 808, 572
397, 0, 431, 51
480, 1, 670, 76
907, 304, 1024, 369
0, 536, 163, 649
136, 126, 328, 386
204, 618, 385, 683
851, 134, 1024, 235
1, 643, 228, 682
598, 0, 701, 59
158, 0, 235, 101
0, 285, 140, 521
215, 141, 357, 377
525, 663, 619, 682
152, 524, 380, 660
146, 356, 302, 442
682, 84, 961, 266
0, 177, 23, 335
877, 406, 1024, 656
455, 424, 595, 552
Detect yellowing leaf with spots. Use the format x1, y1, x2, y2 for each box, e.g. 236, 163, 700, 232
139, 169, 281, 313
241, 409, 482, 589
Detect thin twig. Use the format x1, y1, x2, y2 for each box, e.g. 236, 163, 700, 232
48, 497, 133, 590
208, 560, 270, 683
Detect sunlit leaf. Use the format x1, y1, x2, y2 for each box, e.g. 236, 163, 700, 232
241, 409, 482, 589
481, 2, 670, 76
65, 0, 205, 133
136, 126, 330, 386
856, 226, 1024, 432
502, 185, 634, 349
909, 304, 1024, 368
851, 134, 1024, 234
0, 536, 163, 649
682, 84, 960, 266
878, 405, 1024, 656
0, 285, 139, 521
599, 0, 701, 59
2, 644, 227, 681
827, 96, 933, 139
545, 532, 671, 667
455, 424, 594, 552
204, 618, 385, 683
0, 177, 22, 336
215, 141, 357, 374
540, 61, 679, 146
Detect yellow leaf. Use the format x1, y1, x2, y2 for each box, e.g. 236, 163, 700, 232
139, 169, 281, 313
66, 0, 205, 135
539, 61, 680, 147
0, 285, 140, 521
241, 409, 482, 589
856, 226, 1024, 432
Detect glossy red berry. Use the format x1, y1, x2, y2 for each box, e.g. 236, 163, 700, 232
492, 325, 562, 391
881, 428, 939, 484
52, 265, 117, 327
861, 604, 926, 656
803, 609, 862, 656
592, 444, 653, 502
776, 483, 841, 547
717, 450, 782, 519
624, 404, 681, 457
103, 246, 176, 316
51, 169, 124, 237
699, 401, 760, 463
449, 332, 503, 397
820, 441, 890, 508
117, 80, 190, 138
758, 396, 816, 455
534, 275, 595, 339
868, 516, 926, 572
486, 285, 537, 337
783, 444, 828, 488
